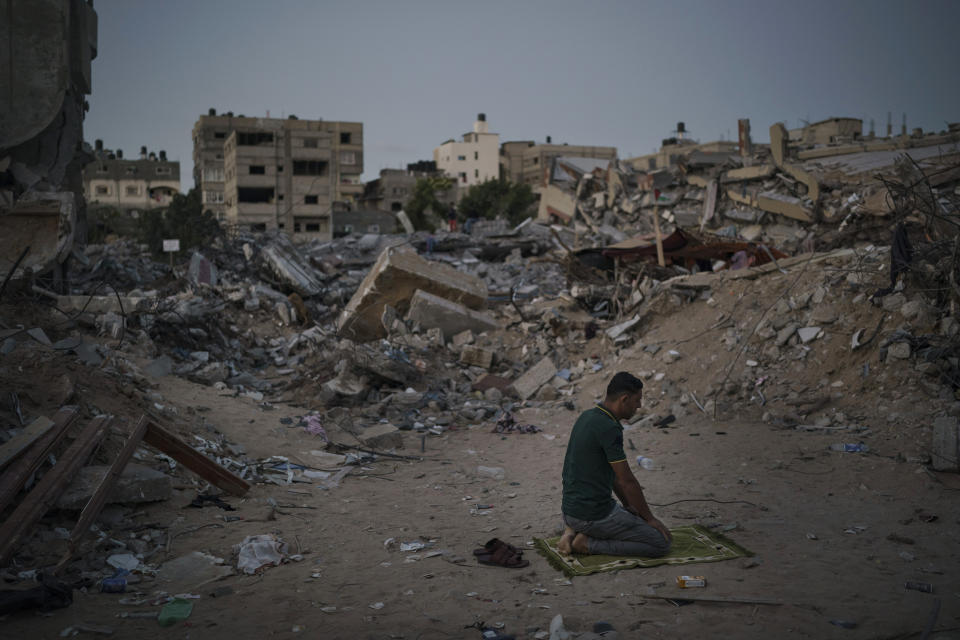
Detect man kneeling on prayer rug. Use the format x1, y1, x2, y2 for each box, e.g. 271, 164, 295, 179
558, 371, 672, 557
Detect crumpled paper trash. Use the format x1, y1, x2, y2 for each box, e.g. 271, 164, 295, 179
234, 534, 288, 574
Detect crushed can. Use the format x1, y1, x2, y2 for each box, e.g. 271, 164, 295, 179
676, 575, 706, 588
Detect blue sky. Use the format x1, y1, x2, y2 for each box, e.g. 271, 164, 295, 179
84, 0, 960, 190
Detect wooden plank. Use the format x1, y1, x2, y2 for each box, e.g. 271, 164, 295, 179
143, 420, 250, 497
0, 416, 55, 470
0, 415, 111, 567
0, 406, 79, 515
54, 416, 149, 574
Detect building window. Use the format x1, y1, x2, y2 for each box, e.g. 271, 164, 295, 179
305, 223, 320, 232
156, 166, 172, 175
278, 165, 284, 172
340, 132, 351, 144
340, 151, 356, 165
237, 132, 274, 146
249, 165, 265, 175
204, 191, 224, 204
96, 165, 108, 174
367, 224, 380, 233
457, 155, 466, 161
474, 151, 478, 160
343, 224, 353, 234
303, 138, 318, 148
203, 167, 225, 182
458, 172, 467, 183
125, 185, 140, 196
251, 223, 267, 232
304, 195, 319, 204
238, 187, 275, 203
533, 157, 539, 165
95, 185, 109, 195
214, 131, 226, 139
293, 160, 327, 176
125, 167, 137, 175
215, 153, 223, 160
474, 169, 479, 178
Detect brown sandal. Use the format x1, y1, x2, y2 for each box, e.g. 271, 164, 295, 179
474, 544, 529, 568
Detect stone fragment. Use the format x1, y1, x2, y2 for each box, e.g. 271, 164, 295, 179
460, 346, 493, 369
360, 423, 403, 450
144, 355, 174, 378
339, 247, 487, 342
512, 356, 556, 400
888, 342, 911, 360
810, 305, 838, 324
882, 293, 906, 312
797, 327, 821, 343
56, 464, 172, 510
775, 323, 798, 346
451, 330, 475, 347
406, 290, 499, 338
900, 300, 925, 319
188, 252, 218, 287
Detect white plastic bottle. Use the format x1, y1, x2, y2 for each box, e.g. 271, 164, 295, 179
636, 455, 656, 470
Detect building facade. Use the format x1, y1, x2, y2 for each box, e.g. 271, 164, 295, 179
360, 162, 456, 213
223, 121, 345, 242
193, 110, 362, 220
500, 139, 617, 188
788, 117, 863, 145
83, 142, 180, 216
434, 114, 499, 187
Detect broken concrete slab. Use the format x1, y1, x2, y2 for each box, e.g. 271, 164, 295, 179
406, 290, 500, 339
888, 342, 911, 359
338, 247, 487, 342
756, 192, 814, 222
724, 164, 775, 182
260, 234, 325, 297
775, 323, 798, 346
55, 463, 172, 510
359, 423, 403, 450
460, 346, 493, 369
188, 252, 218, 287
781, 163, 821, 202
512, 356, 557, 401
770, 122, 789, 167
537, 184, 577, 223
605, 314, 642, 341
932, 416, 959, 472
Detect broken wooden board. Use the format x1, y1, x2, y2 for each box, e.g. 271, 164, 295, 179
143, 419, 250, 497
0, 414, 112, 567
0, 416, 55, 470
55, 416, 150, 573
0, 406, 78, 515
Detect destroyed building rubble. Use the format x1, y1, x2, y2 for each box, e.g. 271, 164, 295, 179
1, 116, 960, 635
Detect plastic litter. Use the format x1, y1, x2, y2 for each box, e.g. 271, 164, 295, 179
234, 534, 288, 574
158, 597, 193, 627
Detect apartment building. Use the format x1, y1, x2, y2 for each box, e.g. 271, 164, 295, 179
434, 114, 499, 187
500, 137, 617, 188
83, 141, 180, 216
360, 162, 456, 213
192, 109, 363, 220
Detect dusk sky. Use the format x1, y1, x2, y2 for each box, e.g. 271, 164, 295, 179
84, 0, 960, 191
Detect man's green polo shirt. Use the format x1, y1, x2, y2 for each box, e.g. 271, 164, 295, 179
561, 405, 627, 521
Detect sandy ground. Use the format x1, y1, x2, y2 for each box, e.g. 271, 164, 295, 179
2, 367, 958, 640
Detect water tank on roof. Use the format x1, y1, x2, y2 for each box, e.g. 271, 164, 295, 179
477, 113, 486, 122
677, 122, 686, 134
209, 108, 216, 116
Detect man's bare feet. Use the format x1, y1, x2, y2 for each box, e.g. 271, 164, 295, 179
571, 532, 590, 554
557, 526, 576, 555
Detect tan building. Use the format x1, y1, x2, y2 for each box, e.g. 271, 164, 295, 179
83, 141, 180, 216
192, 110, 362, 220
788, 117, 863, 145
223, 122, 343, 242
434, 114, 499, 187
360, 162, 456, 213
500, 138, 617, 188
626, 139, 738, 172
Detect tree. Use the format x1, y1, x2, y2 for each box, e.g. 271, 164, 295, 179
405, 176, 453, 230
457, 179, 536, 226
137, 188, 221, 256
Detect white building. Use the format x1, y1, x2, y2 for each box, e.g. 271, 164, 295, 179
433, 113, 499, 187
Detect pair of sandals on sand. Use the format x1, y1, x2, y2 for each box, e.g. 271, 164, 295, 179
473, 538, 529, 568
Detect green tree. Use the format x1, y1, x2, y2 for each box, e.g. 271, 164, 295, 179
405, 176, 453, 230
457, 179, 536, 226
137, 188, 221, 256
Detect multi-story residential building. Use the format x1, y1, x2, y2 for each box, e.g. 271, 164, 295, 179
83, 140, 180, 216
434, 114, 499, 187
192, 109, 362, 220
360, 162, 456, 213
500, 138, 617, 189
222, 124, 326, 241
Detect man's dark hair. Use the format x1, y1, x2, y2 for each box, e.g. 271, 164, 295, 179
606, 372, 644, 398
